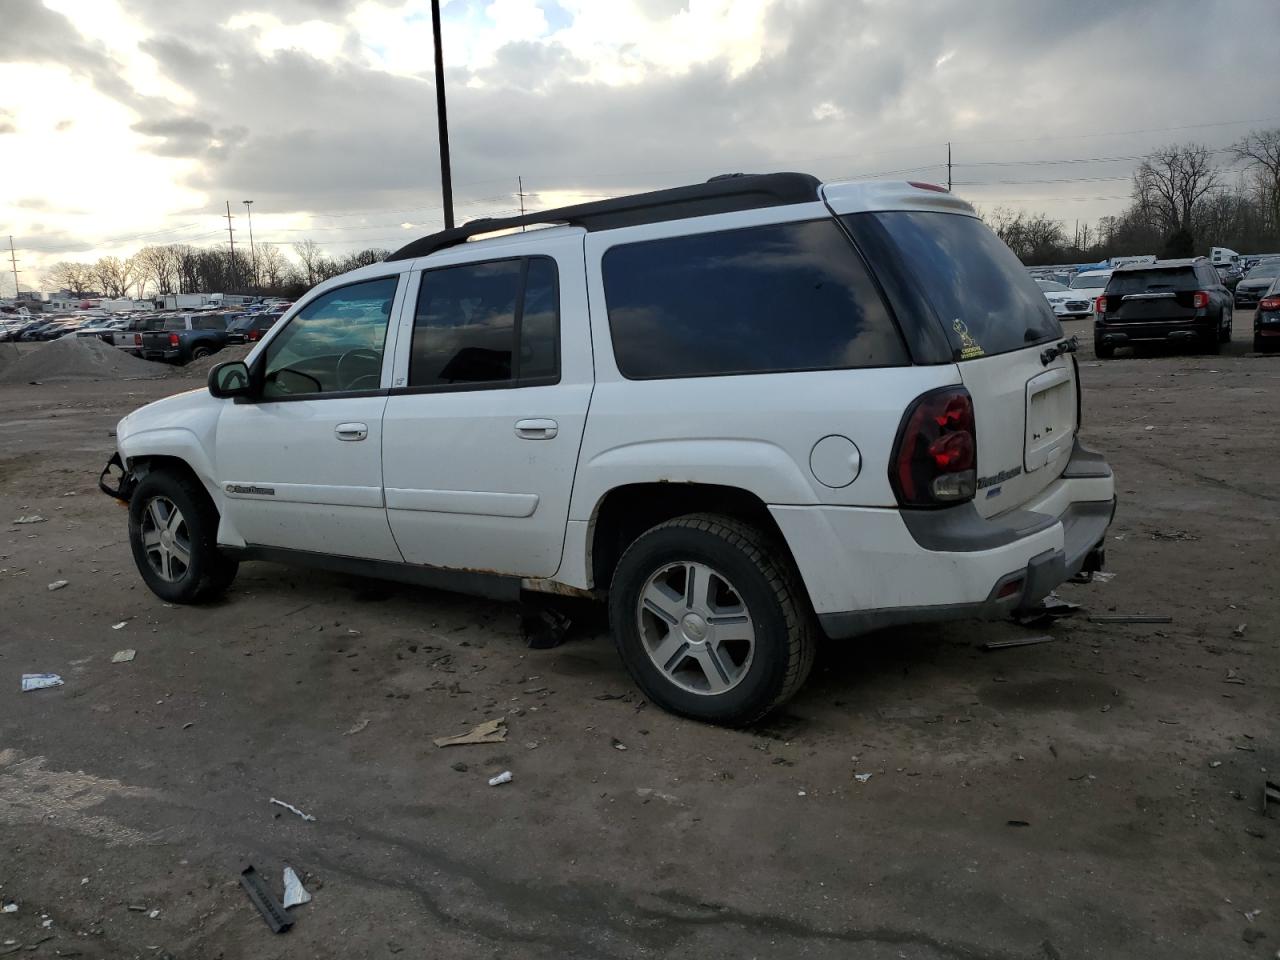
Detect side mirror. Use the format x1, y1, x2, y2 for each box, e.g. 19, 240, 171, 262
208, 360, 252, 399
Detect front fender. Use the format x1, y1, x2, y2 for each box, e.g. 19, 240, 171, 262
119, 426, 221, 506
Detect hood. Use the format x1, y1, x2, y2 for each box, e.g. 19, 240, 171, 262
116, 387, 220, 446
1239, 278, 1273, 290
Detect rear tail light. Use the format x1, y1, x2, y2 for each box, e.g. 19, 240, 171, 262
908, 181, 949, 193
890, 387, 977, 507
1260, 296, 1280, 311
1192, 291, 1209, 309
247, 328, 261, 341
1095, 295, 1107, 313
133, 333, 142, 346
168, 333, 180, 347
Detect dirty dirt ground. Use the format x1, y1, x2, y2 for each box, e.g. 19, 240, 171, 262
1, 322, 1277, 959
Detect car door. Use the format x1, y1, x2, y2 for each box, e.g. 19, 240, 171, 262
214, 272, 408, 561
381, 233, 592, 578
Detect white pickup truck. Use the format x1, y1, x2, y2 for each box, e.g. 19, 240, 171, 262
100, 174, 1115, 724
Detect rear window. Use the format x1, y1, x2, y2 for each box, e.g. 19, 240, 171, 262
162, 317, 187, 331
1106, 268, 1198, 295
603, 219, 907, 379
843, 212, 1060, 361
1070, 273, 1110, 290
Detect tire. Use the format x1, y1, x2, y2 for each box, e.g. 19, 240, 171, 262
1220, 310, 1232, 343
608, 513, 815, 726
128, 469, 238, 603
1094, 337, 1115, 359
1255, 335, 1269, 353
1204, 330, 1221, 354
190, 346, 211, 361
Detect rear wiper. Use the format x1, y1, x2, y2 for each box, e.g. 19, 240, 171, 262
1040, 335, 1079, 366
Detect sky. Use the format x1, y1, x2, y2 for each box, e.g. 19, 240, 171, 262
3, 0, 1280, 294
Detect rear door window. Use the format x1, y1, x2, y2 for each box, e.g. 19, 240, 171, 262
841, 212, 1060, 361
602, 219, 907, 379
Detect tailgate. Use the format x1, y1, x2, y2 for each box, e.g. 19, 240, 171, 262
958, 349, 1077, 518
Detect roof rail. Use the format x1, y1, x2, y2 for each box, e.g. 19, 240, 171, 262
386, 171, 821, 262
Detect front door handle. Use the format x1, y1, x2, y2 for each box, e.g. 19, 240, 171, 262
335, 422, 368, 441
514, 418, 558, 440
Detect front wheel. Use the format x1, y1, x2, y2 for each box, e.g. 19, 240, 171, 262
128, 469, 238, 603
608, 514, 815, 726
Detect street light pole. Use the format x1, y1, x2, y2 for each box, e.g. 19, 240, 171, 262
243, 200, 257, 293
430, 0, 455, 230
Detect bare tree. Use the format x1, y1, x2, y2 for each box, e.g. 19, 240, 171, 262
292, 239, 326, 287
135, 245, 179, 296
257, 243, 288, 290
92, 256, 135, 299
1232, 128, 1280, 234
42, 261, 95, 296
1132, 142, 1221, 236
981, 207, 1066, 263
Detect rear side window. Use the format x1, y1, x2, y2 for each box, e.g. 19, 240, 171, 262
844, 212, 1060, 361
193, 315, 226, 331
602, 219, 907, 379
408, 256, 559, 389
1106, 268, 1198, 295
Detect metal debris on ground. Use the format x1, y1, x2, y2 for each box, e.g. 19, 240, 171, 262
13, 516, 46, 524
281, 866, 311, 909
1263, 781, 1280, 817
488, 771, 513, 787
343, 718, 370, 736
1015, 595, 1079, 627
1151, 530, 1199, 541
854, 773, 873, 783
46, 580, 68, 592
432, 717, 507, 748
1007, 820, 1031, 827
21, 674, 63, 692
111, 649, 136, 664
521, 603, 572, 650
983, 636, 1054, 651
269, 798, 317, 822
1224, 670, 1246, 685
612, 738, 627, 751
239, 865, 294, 934
1087, 614, 1172, 624
111, 621, 128, 630
1233, 623, 1248, 637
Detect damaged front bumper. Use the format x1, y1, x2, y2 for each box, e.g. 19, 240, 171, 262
98, 452, 136, 503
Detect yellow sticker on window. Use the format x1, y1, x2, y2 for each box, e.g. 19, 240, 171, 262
953, 319, 986, 359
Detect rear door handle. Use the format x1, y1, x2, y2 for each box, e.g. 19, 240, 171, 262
515, 418, 558, 440
335, 422, 368, 441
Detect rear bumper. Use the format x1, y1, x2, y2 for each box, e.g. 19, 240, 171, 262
771, 439, 1115, 639
1096, 318, 1214, 344
143, 349, 181, 362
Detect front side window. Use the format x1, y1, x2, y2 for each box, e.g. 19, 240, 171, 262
261, 275, 399, 398
603, 219, 907, 379
408, 256, 560, 389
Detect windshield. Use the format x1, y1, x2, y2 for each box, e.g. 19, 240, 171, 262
1070, 273, 1110, 290
1246, 260, 1280, 279
845, 211, 1060, 360
1036, 280, 1068, 292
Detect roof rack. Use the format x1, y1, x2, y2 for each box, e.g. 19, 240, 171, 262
386, 172, 821, 262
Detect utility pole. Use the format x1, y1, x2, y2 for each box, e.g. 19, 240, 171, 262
224, 201, 238, 293
7, 236, 19, 298
430, 0, 455, 230
243, 200, 257, 293
946, 142, 952, 192
518, 176, 526, 231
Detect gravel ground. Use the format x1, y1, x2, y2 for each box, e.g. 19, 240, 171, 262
0, 320, 1276, 959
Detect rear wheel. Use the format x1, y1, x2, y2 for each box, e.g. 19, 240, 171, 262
128, 469, 237, 603
608, 514, 814, 726
1094, 336, 1115, 359
190, 346, 211, 361
1219, 309, 1232, 343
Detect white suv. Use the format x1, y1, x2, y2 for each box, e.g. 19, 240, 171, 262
100, 174, 1115, 725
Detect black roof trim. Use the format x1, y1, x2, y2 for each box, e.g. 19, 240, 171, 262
387, 172, 821, 262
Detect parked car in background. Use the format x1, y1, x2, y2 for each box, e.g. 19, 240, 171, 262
139, 313, 232, 365
226, 311, 285, 344
1234, 258, 1280, 308
1069, 269, 1113, 316
1036, 278, 1094, 319
103, 173, 1115, 725
1094, 258, 1232, 358
76, 318, 130, 344
1253, 276, 1280, 352
114, 315, 164, 356
1216, 262, 1244, 289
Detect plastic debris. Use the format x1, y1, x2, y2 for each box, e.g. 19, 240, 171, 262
433, 717, 507, 748
1233, 623, 1248, 637
111, 621, 128, 630
1210, 760, 1222, 768
343, 718, 370, 736
854, 773, 873, 783
111, 649, 136, 664
148, 909, 160, 919
1225, 670, 1246, 685
239, 865, 293, 934
282, 866, 312, 909
983, 635, 1054, 651
47, 580, 69, 592
269, 797, 316, 822
13, 516, 45, 524
21, 674, 63, 692
1, 903, 16, 914
612, 738, 627, 751
1007, 819, 1031, 827
1264, 781, 1280, 817
488, 771, 513, 787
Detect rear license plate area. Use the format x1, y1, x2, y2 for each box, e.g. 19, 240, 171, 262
1025, 368, 1075, 472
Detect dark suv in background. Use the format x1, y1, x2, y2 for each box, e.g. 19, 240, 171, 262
1253, 276, 1280, 352
1094, 258, 1232, 357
